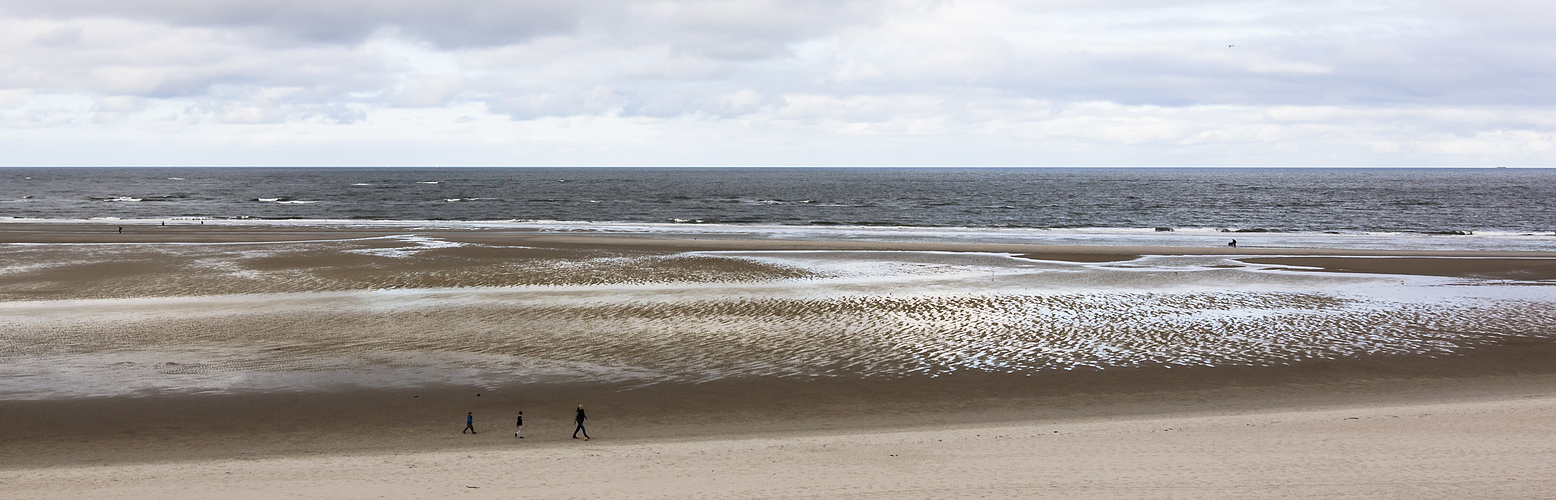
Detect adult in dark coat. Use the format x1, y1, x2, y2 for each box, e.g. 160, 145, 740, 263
572, 405, 590, 440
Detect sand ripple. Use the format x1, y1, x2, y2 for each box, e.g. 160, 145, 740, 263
3, 287, 1553, 398
4, 243, 1555, 398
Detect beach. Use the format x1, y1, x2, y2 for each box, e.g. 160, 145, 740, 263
7, 393, 1556, 498
3, 222, 1555, 497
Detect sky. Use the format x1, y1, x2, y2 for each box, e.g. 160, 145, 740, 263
1, 0, 1553, 166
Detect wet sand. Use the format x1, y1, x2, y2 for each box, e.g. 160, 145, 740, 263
3, 221, 1553, 301
2, 223, 1555, 496
5, 345, 1556, 467
1241, 256, 1556, 281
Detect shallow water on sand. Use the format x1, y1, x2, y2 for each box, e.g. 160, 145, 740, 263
3, 241, 1554, 400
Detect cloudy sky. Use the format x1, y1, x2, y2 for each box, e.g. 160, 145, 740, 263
2, 0, 1553, 166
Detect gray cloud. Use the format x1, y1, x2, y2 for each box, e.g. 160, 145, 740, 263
12, 0, 1551, 110
0, 0, 595, 48
0, 0, 895, 119
2, 0, 1554, 165
0, 0, 889, 52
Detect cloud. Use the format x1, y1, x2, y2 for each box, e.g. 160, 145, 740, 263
0, 0, 890, 52
0, 17, 386, 99
0, 0, 596, 48
1, 0, 1554, 165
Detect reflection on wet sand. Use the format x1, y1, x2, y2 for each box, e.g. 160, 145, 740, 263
4, 235, 1555, 399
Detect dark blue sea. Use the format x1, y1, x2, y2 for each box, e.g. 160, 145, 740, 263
2, 167, 1553, 250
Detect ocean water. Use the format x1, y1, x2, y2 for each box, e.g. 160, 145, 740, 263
2, 167, 1552, 231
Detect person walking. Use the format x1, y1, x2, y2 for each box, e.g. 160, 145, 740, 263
463, 412, 477, 434
515, 411, 524, 438
572, 405, 590, 440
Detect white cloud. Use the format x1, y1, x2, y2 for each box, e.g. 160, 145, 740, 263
0, 0, 1553, 165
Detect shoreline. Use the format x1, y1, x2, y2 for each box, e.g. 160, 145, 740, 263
5, 220, 1556, 260
4, 219, 1555, 251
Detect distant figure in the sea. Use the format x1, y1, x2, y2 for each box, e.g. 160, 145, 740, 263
463, 412, 477, 434
117, 226, 122, 233
515, 411, 524, 438
573, 405, 590, 440
1228, 239, 1237, 248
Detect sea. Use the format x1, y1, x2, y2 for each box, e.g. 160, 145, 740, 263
3, 167, 1554, 251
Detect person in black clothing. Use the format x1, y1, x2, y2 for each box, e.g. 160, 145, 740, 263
515, 411, 524, 438
572, 405, 590, 440
463, 412, 477, 434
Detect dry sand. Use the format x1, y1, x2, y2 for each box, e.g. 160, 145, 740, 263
3, 223, 1556, 497
4, 392, 1555, 499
